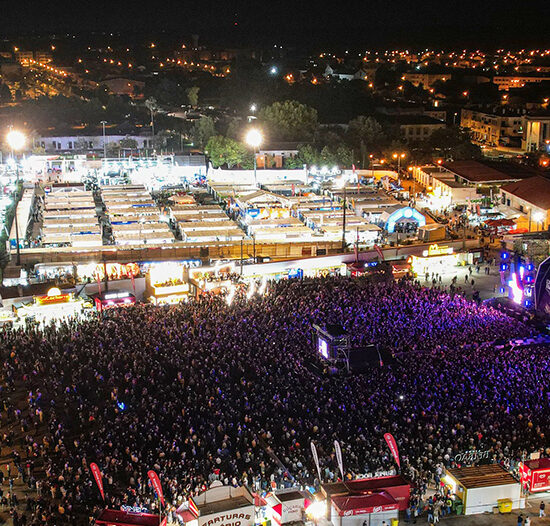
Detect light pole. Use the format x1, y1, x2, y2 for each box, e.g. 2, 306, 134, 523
7, 129, 26, 266
100, 121, 107, 159
393, 152, 406, 176
245, 128, 262, 188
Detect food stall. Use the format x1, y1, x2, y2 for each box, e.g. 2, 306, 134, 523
321, 476, 410, 526
443, 465, 522, 515
189, 263, 236, 297
519, 458, 550, 493
15, 287, 86, 324
408, 243, 459, 277
146, 262, 190, 305
265, 489, 313, 526
92, 291, 136, 312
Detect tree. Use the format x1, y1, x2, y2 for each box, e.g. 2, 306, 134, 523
186, 86, 200, 107
145, 97, 158, 136
0, 83, 12, 102
74, 137, 91, 152
120, 138, 138, 151
192, 116, 217, 150
347, 116, 386, 167
297, 144, 319, 166
206, 136, 248, 168
258, 100, 318, 141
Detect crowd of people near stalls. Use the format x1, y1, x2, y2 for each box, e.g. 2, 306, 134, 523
0, 276, 545, 525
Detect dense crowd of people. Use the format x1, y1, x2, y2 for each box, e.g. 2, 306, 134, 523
0, 277, 545, 525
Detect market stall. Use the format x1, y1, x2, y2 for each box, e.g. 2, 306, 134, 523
146, 262, 190, 304
519, 458, 550, 493
321, 476, 410, 526
408, 243, 459, 276
265, 489, 313, 526
443, 465, 523, 515
15, 287, 86, 324
92, 291, 136, 312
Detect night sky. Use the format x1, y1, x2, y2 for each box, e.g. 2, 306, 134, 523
1, 0, 548, 49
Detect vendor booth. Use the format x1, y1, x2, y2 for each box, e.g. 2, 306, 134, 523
408, 243, 459, 277
443, 465, 523, 515
189, 263, 236, 297
146, 262, 190, 304
15, 287, 85, 324
519, 458, 550, 493
95, 508, 165, 526
189, 485, 255, 526
265, 489, 313, 525
321, 476, 410, 526
93, 291, 136, 312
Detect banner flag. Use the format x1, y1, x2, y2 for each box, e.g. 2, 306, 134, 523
310, 441, 322, 483
384, 433, 401, 469
148, 470, 165, 507
334, 440, 344, 480
90, 463, 105, 501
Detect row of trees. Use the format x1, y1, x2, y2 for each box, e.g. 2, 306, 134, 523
197, 99, 480, 169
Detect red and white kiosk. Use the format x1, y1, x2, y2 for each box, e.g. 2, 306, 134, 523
321, 476, 410, 526
519, 458, 550, 493
265, 489, 313, 525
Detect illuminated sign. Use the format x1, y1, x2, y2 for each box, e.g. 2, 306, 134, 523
422, 244, 454, 257
120, 505, 148, 514
386, 207, 426, 233
318, 338, 329, 359
35, 289, 72, 305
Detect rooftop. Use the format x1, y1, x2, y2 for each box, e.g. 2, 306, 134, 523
443, 160, 537, 184
446, 464, 517, 489
501, 176, 550, 210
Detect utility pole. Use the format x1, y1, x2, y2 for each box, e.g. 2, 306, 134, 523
341, 186, 347, 252
101, 121, 107, 160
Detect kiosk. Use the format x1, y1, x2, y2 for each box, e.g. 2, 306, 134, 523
519, 458, 550, 493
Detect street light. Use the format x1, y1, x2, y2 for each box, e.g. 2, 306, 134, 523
7, 130, 26, 152
393, 152, 406, 174
246, 129, 262, 187
6, 129, 25, 266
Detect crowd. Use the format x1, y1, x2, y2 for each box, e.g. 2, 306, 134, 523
0, 277, 545, 525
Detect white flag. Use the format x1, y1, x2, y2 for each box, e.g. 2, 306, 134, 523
311, 441, 322, 483
334, 440, 344, 480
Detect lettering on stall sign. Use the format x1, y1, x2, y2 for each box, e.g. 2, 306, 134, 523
205, 513, 252, 526
121, 505, 149, 514
454, 450, 491, 463
359, 470, 395, 478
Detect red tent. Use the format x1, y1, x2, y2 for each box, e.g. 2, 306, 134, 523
331, 491, 399, 516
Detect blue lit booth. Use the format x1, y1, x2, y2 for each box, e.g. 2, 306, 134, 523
384, 206, 426, 234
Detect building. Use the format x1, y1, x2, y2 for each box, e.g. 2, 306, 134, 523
37, 133, 155, 153
102, 77, 145, 98
493, 75, 550, 91
324, 65, 368, 81
522, 115, 550, 152
15, 51, 33, 64
387, 115, 446, 143
411, 165, 479, 208
500, 176, 550, 231
256, 143, 300, 169
34, 51, 53, 63
441, 160, 536, 192
461, 108, 525, 148
402, 71, 450, 88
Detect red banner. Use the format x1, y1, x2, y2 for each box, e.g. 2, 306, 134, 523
90, 463, 105, 501
384, 433, 401, 469
148, 470, 165, 507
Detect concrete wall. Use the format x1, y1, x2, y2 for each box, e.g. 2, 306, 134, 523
208, 167, 308, 185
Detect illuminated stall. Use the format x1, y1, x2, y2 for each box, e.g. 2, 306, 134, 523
519, 458, 550, 493
16, 287, 85, 324
146, 262, 190, 304
93, 291, 136, 312
189, 262, 236, 297
408, 244, 459, 277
